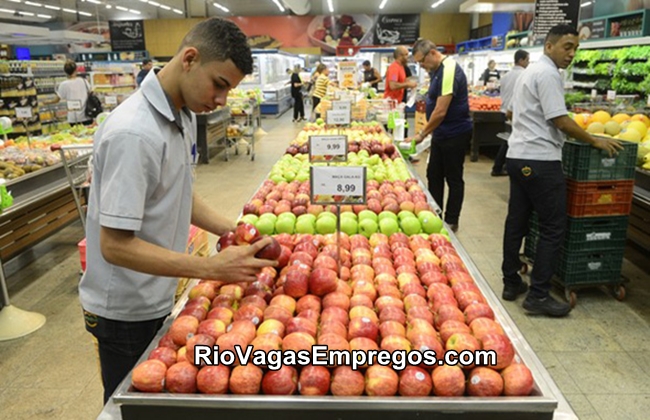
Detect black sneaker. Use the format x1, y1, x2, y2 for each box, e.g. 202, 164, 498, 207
491, 169, 508, 177
502, 282, 528, 301
522, 295, 571, 317
448, 223, 458, 233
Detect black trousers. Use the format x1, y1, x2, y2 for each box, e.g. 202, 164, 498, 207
493, 141, 508, 172
426, 131, 472, 225
292, 93, 304, 120
312, 96, 321, 112
84, 310, 168, 404
502, 159, 566, 299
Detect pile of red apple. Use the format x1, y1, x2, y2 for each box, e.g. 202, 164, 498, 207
215, 222, 282, 260
243, 179, 432, 217
286, 140, 398, 160
132, 231, 534, 398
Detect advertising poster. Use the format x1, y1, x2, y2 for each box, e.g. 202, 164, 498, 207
109, 20, 146, 51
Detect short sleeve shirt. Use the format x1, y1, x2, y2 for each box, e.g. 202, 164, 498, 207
425, 57, 472, 139
313, 74, 329, 99
500, 65, 525, 114
383, 61, 406, 103
56, 77, 90, 123
78, 69, 197, 322
507, 54, 568, 161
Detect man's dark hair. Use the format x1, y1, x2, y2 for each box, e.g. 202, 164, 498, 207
545, 24, 579, 44
178, 17, 253, 75
63, 60, 77, 76
514, 49, 529, 64
362, 60, 371, 67
142, 59, 151, 66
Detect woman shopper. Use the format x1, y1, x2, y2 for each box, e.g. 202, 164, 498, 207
47, 60, 94, 126
311, 64, 330, 119
290, 65, 305, 122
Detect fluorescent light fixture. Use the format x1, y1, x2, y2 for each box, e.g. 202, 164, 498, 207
379, 0, 388, 9
431, 0, 445, 8
44, 5, 60, 10
87, 0, 102, 4
327, 0, 333, 13
160, 5, 171, 10
7, 0, 21, 3
272, 0, 285, 12
172, 8, 183, 14
62, 8, 77, 13
116, 6, 128, 11
78, 11, 92, 16
0, 8, 15, 13
37, 13, 50, 18
581, 1, 592, 7
148, 1, 160, 6
139, 0, 148, 2
25, 1, 42, 6
20, 10, 34, 15
129, 9, 141, 14
460, 0, 534, 13
106, 5, 112, 9
213, 2, 229, 12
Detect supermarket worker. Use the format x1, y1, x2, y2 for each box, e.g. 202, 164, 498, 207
409, 38, 473, 233
78, 18, 278, 404
500, 25, 622, 317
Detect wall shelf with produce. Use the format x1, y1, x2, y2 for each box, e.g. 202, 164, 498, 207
456, 33, 506, 55
578, 10, 650, 42
81, 62, 138, 110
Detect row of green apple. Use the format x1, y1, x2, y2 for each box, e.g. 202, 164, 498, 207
238, 209, 449, 239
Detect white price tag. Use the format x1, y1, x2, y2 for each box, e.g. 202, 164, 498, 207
327, 109, 351, 125
15, 107, 33, 119
67, 100, 82, 111
647, 95, 650, 107
332, 100, 351, 112
607, 90, 617, 101
105, 96, 118, 105
591, 89, 598, 99
309, 135, 348, 163
310, 166, 366, 205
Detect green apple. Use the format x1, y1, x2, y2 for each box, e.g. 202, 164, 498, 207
296, 171, 310, 182
295, 218, 316, 234
358, 210, 378, 223
259, 212, 277, 224
340, 217, 358, 236
358, 150, 370, 158
239, 214, 259, 226
369, 155, 381, 165
318, 211, 337, 222
400, 217, 421, 236
418, 233, 429, 240
378, 211, 398, 223
379, 218, 399, 237
275, 218, 295, 234
270, 174, 285, 184
398, 210, 417, 221
341, 212, 357, 221
440, 228, 449, 236
359, 219, 378, 238
278, 212, 297, 224
418, 211, 443, 234
297, 214, 317, 225
256, 218, 275, 236
316, 217, 337, 234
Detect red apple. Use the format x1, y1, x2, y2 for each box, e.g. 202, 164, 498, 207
216, 332, 249, 356
467, 367, 504, 396
234, 304, 264, 326
216, 231, 237, 252
501, 363, 534, 396
148, 346, 178, 368
432, 365, 465, 396
480, 333, 515, 370
230, 365, 263, 394
158, 333, 181, 351
196, 364, 230, 394
286, 317, 318, 338
407, 306, 435, 325
365, 365, 398, 396
330, 366, 365, 396
263, 305, 293, 326
319, 320, 348, 338
350, 294, 374, 309
132, 360, 167, 392
406, 319, 436, 342
349, 305, 379, 324
298, 365, 331, 396
170, 315, 200, 346
439, 320, 471, 344
380, 334, 411, 352
464, 303, 495, 325
234, 223, 260, 245
322, 292, 351, 311
349, 337, 380, 367
470, 318, 505, 341
296, 309, 320, 324
399, 366, 432, 396
269, 295, 297, 314
296, 294, 321, 314
347, 317, 379, 342
251, 236, 281, 260
165, 361, 198, 393
435, 304, 466, 330
211, 294, 235, 309
188, 283, 217, 301
421, 271, 448, 286
309, 268, 338, 296
179, 305, 207, 321
379, 306, 407, 325
197, 319, 227, 341
227, 320, 256, 343
282, 332, 316, 353
379, 321, 406, 338
321, 306, 349, 327
262, 365, 298, 395
446, 333, 481, 369
241, 294, 269, 311
427, 283, 455, 301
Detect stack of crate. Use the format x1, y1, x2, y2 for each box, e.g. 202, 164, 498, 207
525, 138, 638, 302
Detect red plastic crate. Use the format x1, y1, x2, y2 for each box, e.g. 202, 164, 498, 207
566, 179, 634, 217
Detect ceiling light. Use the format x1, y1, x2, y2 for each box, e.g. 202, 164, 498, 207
129, 9, 141, 14
87, 0, 102, 4
172, 8, 183, 14
213, 2, 229, 13
79, 11, 92, 16
116, 6, 128, 11
431, 0, 445, 8
19, 10, 34, 15
160, 5, 171, 10
272, 0, 284, 12
139, 0, 148, 2
0, 8, 15, 13
7, 0, 21, 3
581, 1, 592, 7
327, 0, 333, 13
37, 13, 50, 18
148, 1, 160, 6
44, 5, 60, 10
24, 1, 41, 6
106, 5, 112, 9
62, 8, 77, 13
379, 0, 388, 9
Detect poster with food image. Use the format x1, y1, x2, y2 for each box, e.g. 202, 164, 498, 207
373, 14, 420, 46
66, 21, 112, 53
308, 14, 376, 54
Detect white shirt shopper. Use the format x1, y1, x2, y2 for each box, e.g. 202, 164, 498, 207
47, 60, 92, 125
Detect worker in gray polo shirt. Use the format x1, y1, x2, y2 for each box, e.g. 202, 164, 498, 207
501, 25, 622, 317
78, 18, 278, 404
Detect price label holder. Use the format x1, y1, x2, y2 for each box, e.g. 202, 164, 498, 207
67, 100, 82, 111
607, 90, 617, 101
310, 166, 366, 205
15, 107, 33, 119
327, 109, 351, 126
591, 89, 598, 100
647, 95, 650, 107
105, 96, 118, 106
309, 135, 348, 163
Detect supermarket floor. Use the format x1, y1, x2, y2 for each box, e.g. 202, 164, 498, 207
1, 110, 650, 420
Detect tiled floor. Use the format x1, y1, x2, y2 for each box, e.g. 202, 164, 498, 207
0, 110, 649, 420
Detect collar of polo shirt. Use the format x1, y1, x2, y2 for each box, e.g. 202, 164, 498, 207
140, 68, 191, 134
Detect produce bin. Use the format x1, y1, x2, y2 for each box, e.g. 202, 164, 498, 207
469, 111, 506, 162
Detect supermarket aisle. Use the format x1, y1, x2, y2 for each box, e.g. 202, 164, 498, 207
0, 112, 649, 420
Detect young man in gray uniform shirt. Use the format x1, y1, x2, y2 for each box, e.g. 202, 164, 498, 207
501, 25, 622, 317
79, 18, 278, 403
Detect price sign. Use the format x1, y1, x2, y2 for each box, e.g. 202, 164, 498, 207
310, 166, 366, 205
647, 95, 650, 107
309, 135, 348, 163
607, 90, 617, 101
15, 107, 33, 119
332, 100, 351, 112
105, 96, 118, 105
67, 100, 82, 111
327, 109, 351, 125
591, 89, 598, 99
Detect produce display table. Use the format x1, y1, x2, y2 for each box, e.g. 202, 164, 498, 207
629, 170, 650, 250
96, 152, 577, 420
196, 108, 231, 164
470, 111, 506, 162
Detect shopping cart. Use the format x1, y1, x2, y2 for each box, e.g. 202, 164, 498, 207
49, 144, 93, 232
224, 98, 256, 161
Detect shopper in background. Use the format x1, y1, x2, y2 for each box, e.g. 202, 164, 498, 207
501, 25, 622, 317
384, 46, 417, 105
491, 49, 530, 177
311, 64, 330, 119
136, 59, 153, 87
46, 60, 93, 126
290, 64, 305, 122
362, 60, 381, 90
480, 59, 500, 85
410, 38, 472, 233
78, 17, 277, 405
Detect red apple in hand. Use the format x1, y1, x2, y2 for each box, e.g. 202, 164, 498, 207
216, 231, 237, 252
252, 236, 282, 260
235, 223, 260, 245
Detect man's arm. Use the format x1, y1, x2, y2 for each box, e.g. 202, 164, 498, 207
371, 68, 382, 85
389, 80, 417, 90
551, 115, 623, 157
413, 95, 452, 143
191, 192, 236, 237
100, 227, 277, 282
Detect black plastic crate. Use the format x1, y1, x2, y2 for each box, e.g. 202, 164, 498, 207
562, 139, 638, 181
556, 249, 624, 286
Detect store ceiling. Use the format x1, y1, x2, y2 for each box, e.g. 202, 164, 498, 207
0, 0, 488, 23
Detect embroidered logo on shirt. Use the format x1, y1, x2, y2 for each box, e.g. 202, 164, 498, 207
522, 166, 533, 177
84, 310, 98, 328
